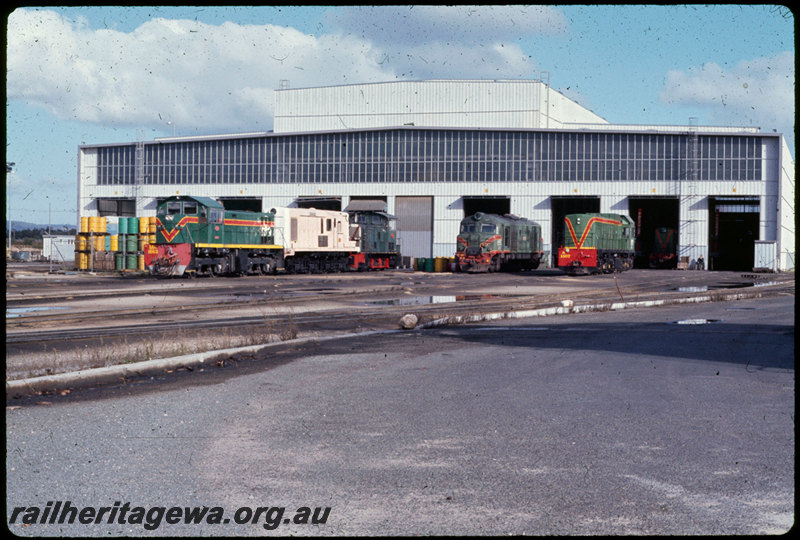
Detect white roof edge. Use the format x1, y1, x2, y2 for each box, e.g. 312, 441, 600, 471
565, 122, 763, 134
275, 79, 548, 92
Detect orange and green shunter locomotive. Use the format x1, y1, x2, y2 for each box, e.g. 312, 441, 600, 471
145, 196, 282, 277
455, 212, 544, 272
557, 213, 635, 274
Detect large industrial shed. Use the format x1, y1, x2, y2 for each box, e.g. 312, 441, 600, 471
77, 79, 795, 271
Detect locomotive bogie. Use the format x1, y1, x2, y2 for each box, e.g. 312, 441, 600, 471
349, 252, 399, 271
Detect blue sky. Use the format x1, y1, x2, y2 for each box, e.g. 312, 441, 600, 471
6, 5, 795, 226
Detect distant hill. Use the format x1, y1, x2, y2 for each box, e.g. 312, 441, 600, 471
6, 221, 76, 233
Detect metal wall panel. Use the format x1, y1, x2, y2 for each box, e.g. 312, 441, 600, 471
395, 196, 433, 258
275, 80, 608, 133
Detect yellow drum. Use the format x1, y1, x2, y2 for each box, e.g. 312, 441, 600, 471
75, 252, 88, 270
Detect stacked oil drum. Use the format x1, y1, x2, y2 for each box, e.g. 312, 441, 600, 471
74, 216, 157, 272
413, 256, 458, 272
116, 217, 157, 271
74, 216, 114, 271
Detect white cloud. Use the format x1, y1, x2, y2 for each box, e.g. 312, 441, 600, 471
660, 52, 795, 134
6, 9, 396, 133
7, 6, 560, 134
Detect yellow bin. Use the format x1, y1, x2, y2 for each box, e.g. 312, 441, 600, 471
434, 257, 448, 272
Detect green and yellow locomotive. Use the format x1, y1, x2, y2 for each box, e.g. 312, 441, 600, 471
145, 196, 282, 276
455, 212, 543, 272
557, 213, 634, 274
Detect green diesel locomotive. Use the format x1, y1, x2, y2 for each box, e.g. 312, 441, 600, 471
145, 196, 284, 276
345, 201, 400, 270
557, 213, 635, 274
455, 212, 543, 272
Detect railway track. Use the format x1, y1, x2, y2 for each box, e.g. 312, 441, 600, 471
6, 270, 793, 381
7, 272, 791, 347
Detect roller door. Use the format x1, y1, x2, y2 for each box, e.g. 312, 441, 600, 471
395, 196, 433, 258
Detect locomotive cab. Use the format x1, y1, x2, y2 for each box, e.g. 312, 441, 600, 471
156, 196, 223, 245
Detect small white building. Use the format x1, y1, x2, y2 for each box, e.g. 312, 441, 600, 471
42, 235, 76, 263
77, 78, 795, 271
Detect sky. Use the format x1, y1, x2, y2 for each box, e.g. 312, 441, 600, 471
5, 5, 795, 227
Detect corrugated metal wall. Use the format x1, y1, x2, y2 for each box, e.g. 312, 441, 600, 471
395, 196, 433, 258
274, 80, 608, 133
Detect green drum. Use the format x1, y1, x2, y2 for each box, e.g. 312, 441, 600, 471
126, 254, 138, 270
125, 234, 138, 253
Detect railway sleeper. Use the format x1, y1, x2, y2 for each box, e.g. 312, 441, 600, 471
285, 253, 350, 274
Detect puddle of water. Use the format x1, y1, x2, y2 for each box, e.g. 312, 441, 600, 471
674, 281, 778, 293
669, 318, 722, 325
6, 306, 68, 318
366, 296, 458, 306
753, 281, 779, 288
364, 294, 519, 306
